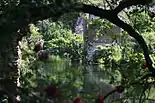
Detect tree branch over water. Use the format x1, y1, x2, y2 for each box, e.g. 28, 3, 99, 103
0, 0, 155, 76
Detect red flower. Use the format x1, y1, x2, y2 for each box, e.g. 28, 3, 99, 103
95, 95, 103, 103
152, 12, 155, 18
37, 50, 49, 61
149, 11, 155, 18
73, 97, 83, 103
143, 63, 148, 69
116, 85, 124, 93
34, 41, 43, 53
44, 84, 60, 98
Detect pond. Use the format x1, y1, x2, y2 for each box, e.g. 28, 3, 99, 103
47, 56, 155, 103
21, 55, 155, 103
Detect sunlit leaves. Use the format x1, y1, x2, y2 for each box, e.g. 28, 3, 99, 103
88, 18, 114, 36
129, 10, 155, 33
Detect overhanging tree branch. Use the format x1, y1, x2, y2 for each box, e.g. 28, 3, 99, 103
29, 3, 155, 76
0, 0, 148, 33
113, 0, 150, 14
107, 17, 155, 75
0, 1, 154, 75
73, 4, 155, 76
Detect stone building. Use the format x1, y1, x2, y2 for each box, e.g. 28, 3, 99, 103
74, 13, 123, 102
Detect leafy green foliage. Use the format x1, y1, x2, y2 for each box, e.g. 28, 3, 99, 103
91, 26, 155, 102
2, 0, 155, 103
88, 18, 114, 36
19, 22, 85, 103
129, 10, 155, 33
19, 7, 155, 103
37, 21, 84, 61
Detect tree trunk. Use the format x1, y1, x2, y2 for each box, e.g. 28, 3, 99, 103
0, 32, 22, 102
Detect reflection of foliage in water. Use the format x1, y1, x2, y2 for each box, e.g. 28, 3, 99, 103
19, 17, 155, 102
91, 30, 155, 102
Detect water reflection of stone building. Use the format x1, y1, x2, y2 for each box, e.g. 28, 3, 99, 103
74, 12, 155, 103
74, 14, 123, 102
